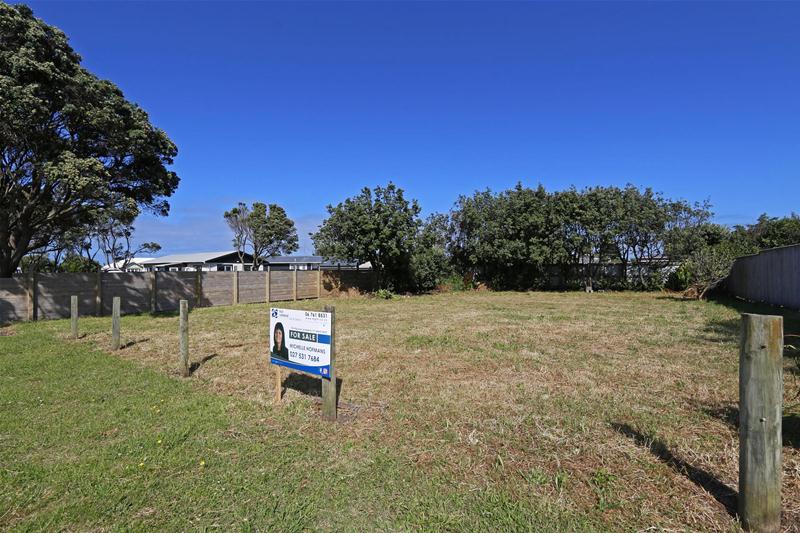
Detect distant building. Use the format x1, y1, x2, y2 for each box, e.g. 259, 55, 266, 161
264, 256, 372, 271
140, 251, 255, 272
101, 257, 156, 272
103, 251, 372, 273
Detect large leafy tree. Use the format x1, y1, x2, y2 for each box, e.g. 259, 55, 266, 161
249, 202, 298, 268
224, 202, 298, 269
450, 184, 556, 289
410, 213, 452, 292
312, 183, 421, 290
554, 187, 626, 292
0, 4, 179, 277
743, 213, 800, 250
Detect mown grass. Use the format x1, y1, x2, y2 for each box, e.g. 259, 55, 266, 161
0, 312, 598, 531
1, 290, 799, 531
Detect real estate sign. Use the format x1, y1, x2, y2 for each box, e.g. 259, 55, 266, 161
269, 308, 332, 376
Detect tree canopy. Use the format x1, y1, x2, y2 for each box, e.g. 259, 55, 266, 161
224, 202, 298, 269
0, 4, 178, 276
312, 183, 421, 290
449, 183, 715, 291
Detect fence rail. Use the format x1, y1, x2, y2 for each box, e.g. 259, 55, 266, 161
0, 270, 376, 325
728, 244, 800, 310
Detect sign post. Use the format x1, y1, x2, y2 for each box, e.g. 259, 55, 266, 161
322, 305, 336, 420
269, 306, 336, 420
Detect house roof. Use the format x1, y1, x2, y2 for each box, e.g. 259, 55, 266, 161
264, 256, 369, 268
101, 257, 156, 271
146, 251, 251, 265
264, 255, 324, 264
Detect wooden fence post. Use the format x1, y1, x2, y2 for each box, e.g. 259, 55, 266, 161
70, 295, 78, 339
149, 271, 157, 313
266, 265, 271, 303
111, 296, 121, 350
321, 305, 337, 421
739, 313, 783, 533
274, 365, 282, 404
26, 271, 38, 321
194, 269, 202, 308
179, 299, 189, 377
95, 271, 102, 316
292, 268, 297, 301
317, 267, 322, 299
233, 271, 239, 305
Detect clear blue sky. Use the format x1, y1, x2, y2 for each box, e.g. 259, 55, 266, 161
24, 1, 800, 255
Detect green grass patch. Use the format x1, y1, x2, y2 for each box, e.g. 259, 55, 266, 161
0, 323, 600, 531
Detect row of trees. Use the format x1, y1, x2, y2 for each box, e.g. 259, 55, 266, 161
310, 182, 799, 296
5, 4, 797, 292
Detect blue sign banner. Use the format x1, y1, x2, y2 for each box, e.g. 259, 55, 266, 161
270, 356, 331, 377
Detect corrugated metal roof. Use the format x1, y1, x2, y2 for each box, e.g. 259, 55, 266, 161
146, 251, 246, 265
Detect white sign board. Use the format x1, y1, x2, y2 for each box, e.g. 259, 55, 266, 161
269, 308, 332, 376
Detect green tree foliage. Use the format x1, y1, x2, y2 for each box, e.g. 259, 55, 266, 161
19, 254, 57, 274
451, 184, 556, 290
313, 183, 421, 290
94, 204, 161, 269
734, 213, 800, 250
449, 184, 715, 291
224, 202, 298, 269
410, 214, 453, 292
250, 203, 299, 267
0, 4, 179, 277
224, 203, 251, 265
683, 237, 757, 299
59, 253, 101, 273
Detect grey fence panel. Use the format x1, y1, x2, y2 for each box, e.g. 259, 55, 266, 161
1, 268, 331, 324
37, 273, 96, 319
0, 277, 28, 324
269, 271, 294, 301
728, 244, 800, 309
239, 271, 266, 304
297, 271, 318, 299
156, 272, 196, 311
102, 272, 150, 315
201, 272, 233, 307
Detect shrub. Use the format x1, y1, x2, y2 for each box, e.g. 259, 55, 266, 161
60, 254, 101, 273
666, 264, 692, 291
374, 289, 394, 300
440, 273, 472, 292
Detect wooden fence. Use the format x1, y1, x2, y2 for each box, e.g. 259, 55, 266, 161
0, 269, 376, 324
728, 244, 800, 310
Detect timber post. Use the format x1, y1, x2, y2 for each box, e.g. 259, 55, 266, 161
739, 313, 783, 533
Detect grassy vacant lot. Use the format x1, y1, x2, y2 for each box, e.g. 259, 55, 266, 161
1, 291, 799, 531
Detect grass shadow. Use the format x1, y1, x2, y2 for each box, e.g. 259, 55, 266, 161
283, 372, 342, 403
611, 422, 738, 517
189, 353, 219, 375
120, 337, 150, 349
696, 400, 800, 449
706, 295, 800, 339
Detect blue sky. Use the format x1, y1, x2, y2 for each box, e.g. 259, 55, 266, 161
24, 1, 800, 255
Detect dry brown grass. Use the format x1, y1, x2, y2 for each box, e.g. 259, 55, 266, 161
47, 291, 800, 531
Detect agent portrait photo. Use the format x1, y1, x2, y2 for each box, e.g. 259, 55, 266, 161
271, 322, 289, 360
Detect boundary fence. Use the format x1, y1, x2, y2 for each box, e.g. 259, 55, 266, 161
728, 244, 800, 310
0, 269, 376, 324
